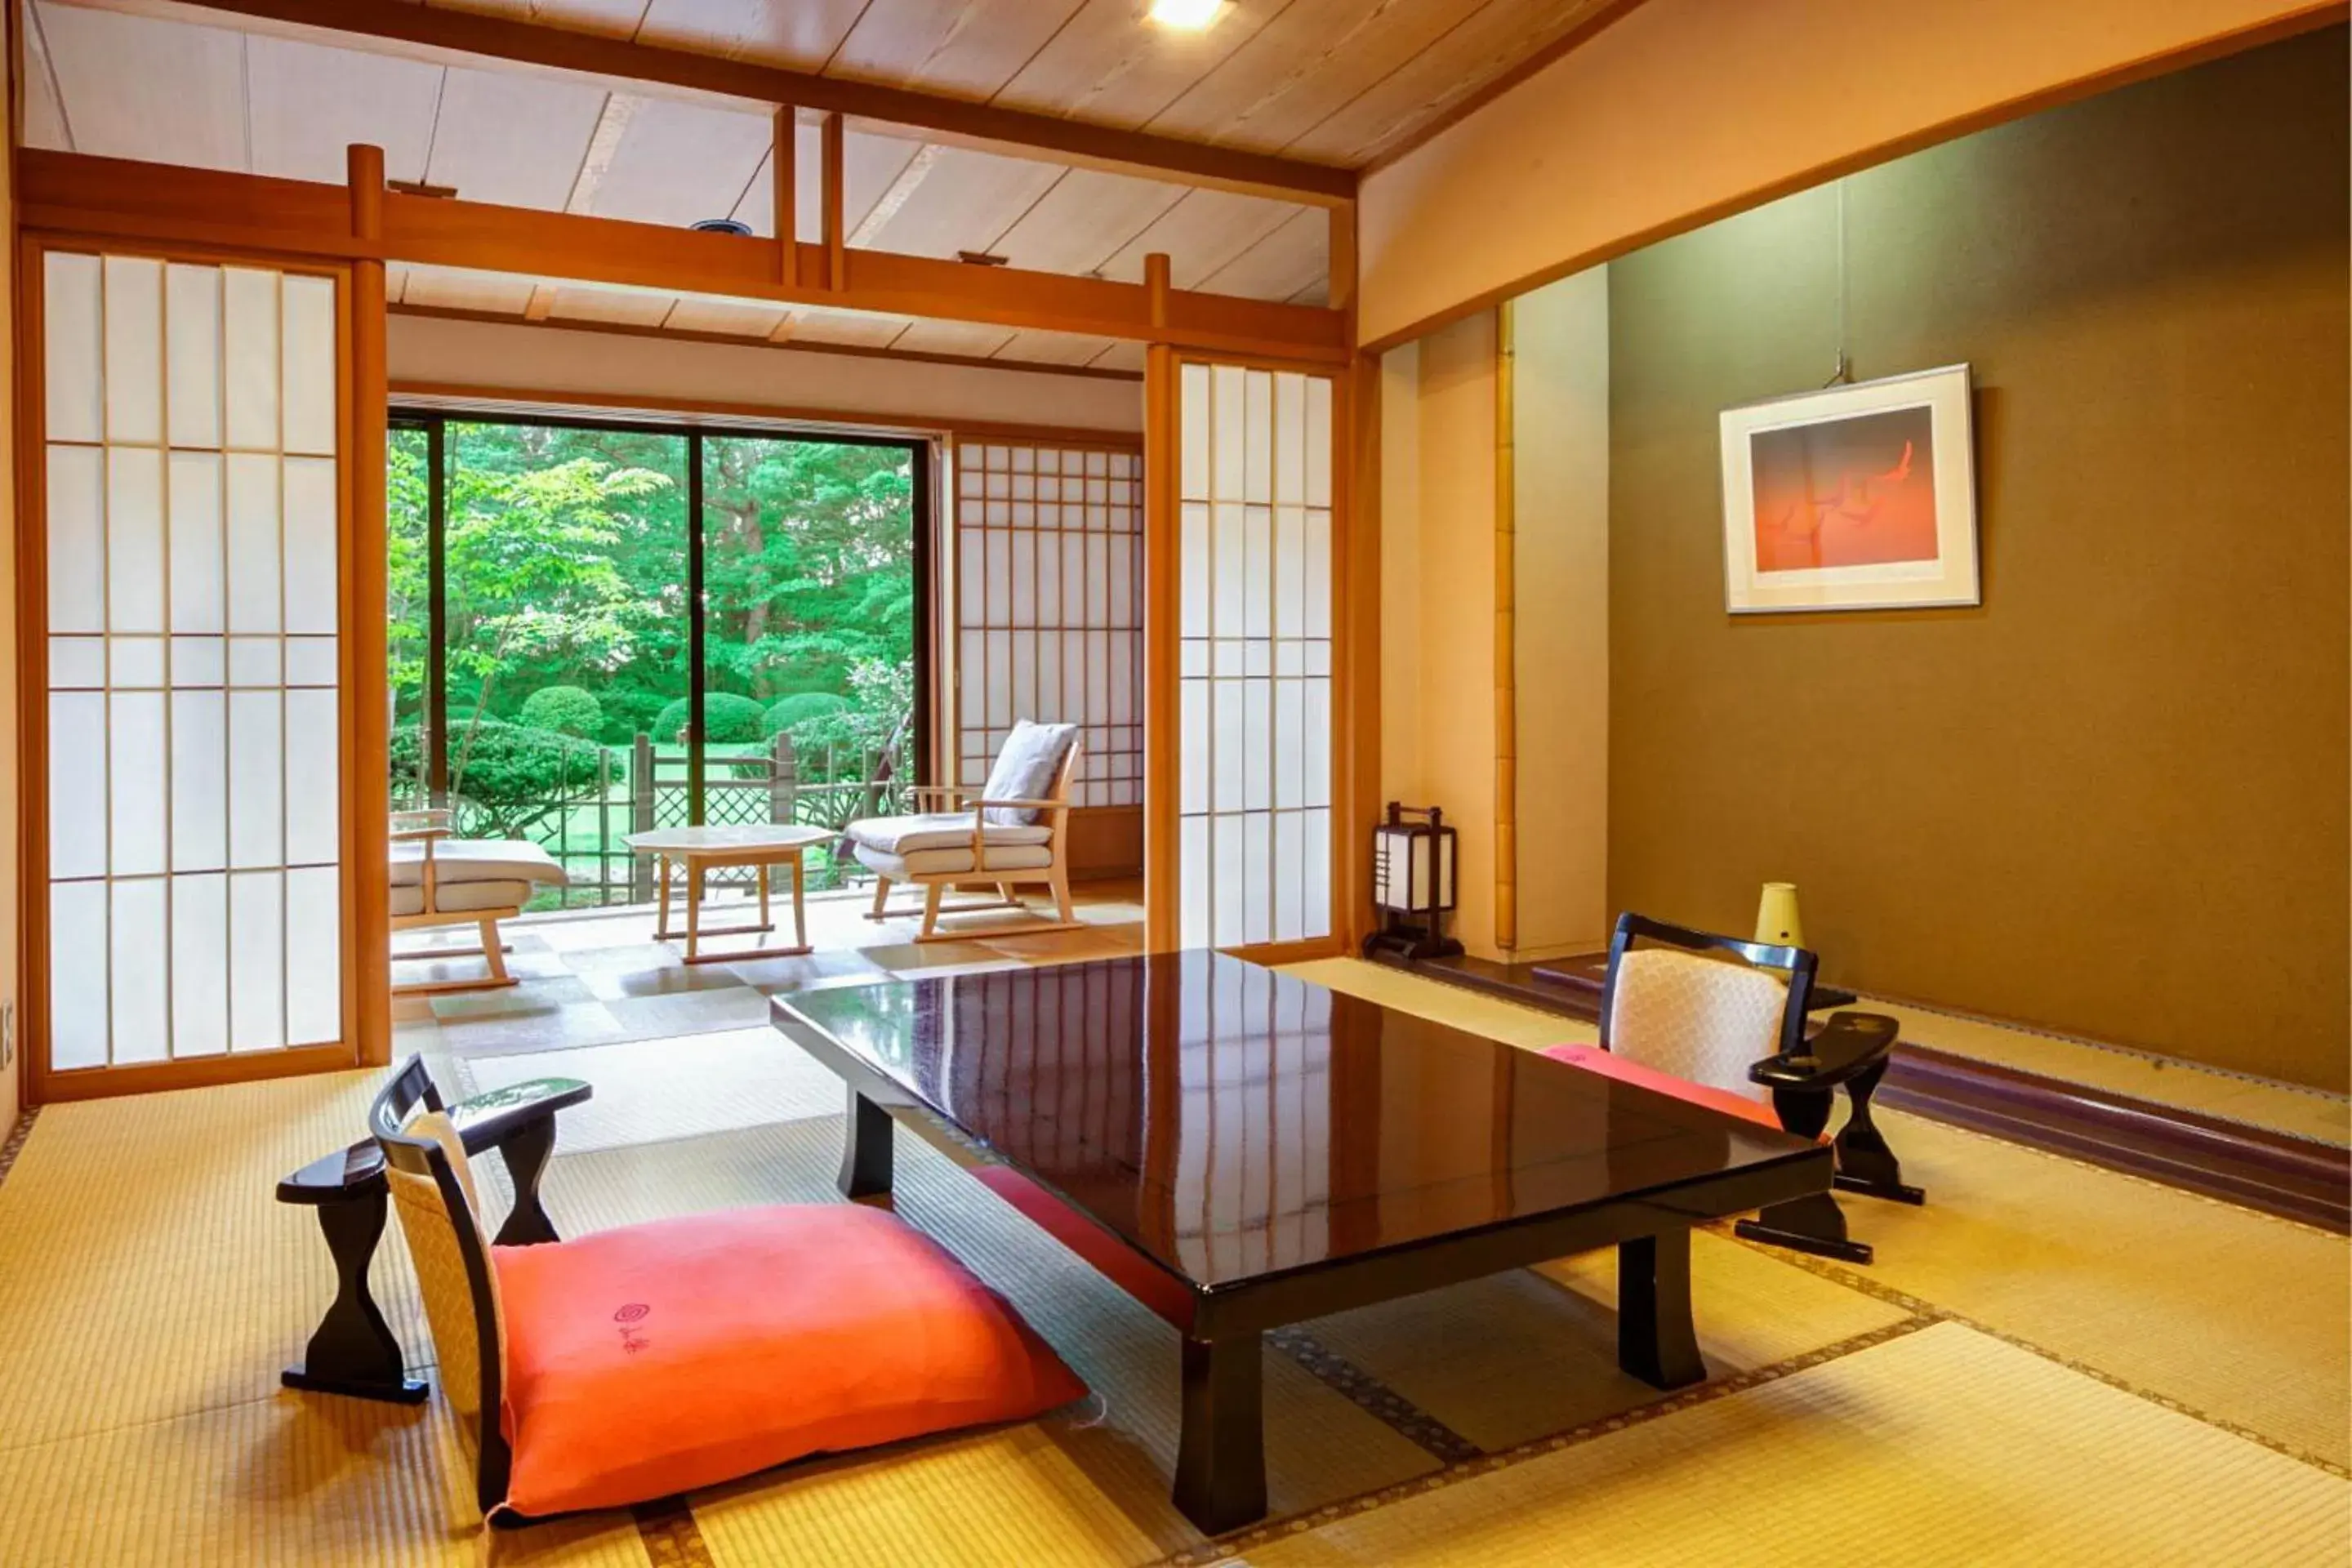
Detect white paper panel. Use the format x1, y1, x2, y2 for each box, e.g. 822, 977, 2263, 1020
102, 256, 164, 446
225, 454, 282, 632
1244, 679, 1272, 811
223, 269, 282, 450
1306, 511, 1332, 638
1274, 374, 1307, 506
1304, 808, 1331, 939
1274, 812, 1305, 942
171, 874, 229, 1057
47, 445, 105, 633
1211, 366, 1245, 502
168, 452, 225, 633
286, 636, 338, 687
1244, 812, 1272, 945
1274, 680, 1304, 808
1213, 814, 1245, 947
172, 636, 225, 687
1179, 816, 1209, 950
280, 275, 338, 456
229, 871, 284, 1052
109, 879, 170, 1064
109, 691, 168, 876
284, 866, 341, 1045
49, 880, 109, 1070
172, 690, 227, 872
48, 637, 105, 688
228, 690, 283, 867
1181, 365, 1211, 501
228, 637, 281, 688
166, 264, 224, 449
105, 447, 166, 633
284, 688, 339, 866
1305, 377, 1333, 507
48, 692, 108, 881
45, 252, 104, 445
283, 457, 339, 632
1243, 507, 1271, 639
109, 635, 166, 689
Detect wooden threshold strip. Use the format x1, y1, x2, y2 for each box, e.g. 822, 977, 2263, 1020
1372, 949, 2351, 1233
20, 150, 1350, 365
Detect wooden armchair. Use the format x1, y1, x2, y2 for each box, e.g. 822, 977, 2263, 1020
846, 721, 1082, 942
390, 809, 568, 995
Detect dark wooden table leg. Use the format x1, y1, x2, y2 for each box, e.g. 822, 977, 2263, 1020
1735, 1084, 1874, 1264
840, 1086, 895, 1200
1831, 1059, 1927, 1205
1618, 1229, 1705, 1390
491, 1114, 561, 1247
281, 1183, 427, 1404
1174, 1331, 1267, 1535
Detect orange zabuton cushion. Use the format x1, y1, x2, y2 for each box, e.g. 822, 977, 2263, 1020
491, 1203, 1085, 1518
1537, 1042, 1805, 1136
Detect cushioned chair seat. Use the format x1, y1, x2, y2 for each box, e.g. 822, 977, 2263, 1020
391, 880, 537, 917
853, 842, 1056, 879
490, 1203, 1085, 1518
844, 813, 1054, 854
390, 838, 568, 889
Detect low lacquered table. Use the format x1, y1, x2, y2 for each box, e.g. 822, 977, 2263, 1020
770, 951, 1831, 1535
624, 824, 831, 964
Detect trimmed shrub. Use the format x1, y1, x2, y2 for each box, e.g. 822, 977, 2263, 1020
597, 688, 670, 746
518, 684, 603, 740
390, 719, 604, 836
761, 691, 848, 740
652, 693, 766, 746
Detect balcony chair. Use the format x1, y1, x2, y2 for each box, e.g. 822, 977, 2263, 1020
390, 809, 569, 996
1540, 912, 1920, 1265
845, 719, 1082, 942
370, 1056, 1084, 1524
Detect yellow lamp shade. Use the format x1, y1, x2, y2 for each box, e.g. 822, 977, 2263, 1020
1754, 882, 1804, 949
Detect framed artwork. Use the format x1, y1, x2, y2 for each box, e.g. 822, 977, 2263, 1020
1718, 363, 1979, 613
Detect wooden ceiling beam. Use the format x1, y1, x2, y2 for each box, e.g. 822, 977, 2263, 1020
51, 0, 1356, 206
17, 149, 1349, 363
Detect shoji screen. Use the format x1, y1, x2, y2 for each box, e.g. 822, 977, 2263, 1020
42, 252, 344, 1071
954, 441, 1142, 808
1176, 365, 1334, 949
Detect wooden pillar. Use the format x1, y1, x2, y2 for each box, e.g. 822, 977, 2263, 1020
1145, 251, 1171, 332
821, 111, 845, 292
1143, 343, 1180, 953
772, 105, 797, 287
1493, 298, 1517, 954
347, 143, 391, 1067
1337, 350, 1381, 948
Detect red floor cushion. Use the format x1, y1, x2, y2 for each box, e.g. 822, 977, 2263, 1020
1537, 1042, 1805, 1136
491, 1203, 1085, 1518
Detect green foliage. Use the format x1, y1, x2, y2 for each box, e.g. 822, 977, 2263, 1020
653, 693, 765, 745
762, 691, 848, 739
787, 659, 915, 785
519, 684, 603, 739
390, 720, 604, 839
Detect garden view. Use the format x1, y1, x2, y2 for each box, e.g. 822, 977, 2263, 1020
387, 417, 921, 906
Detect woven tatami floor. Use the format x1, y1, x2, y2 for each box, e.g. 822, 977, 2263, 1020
0, 962, 2341, 1567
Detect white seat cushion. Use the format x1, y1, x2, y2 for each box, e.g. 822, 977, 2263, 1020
390, 838, 568, 889
854, 843, 1056, 880
391, 879, 536, 917
844, 813, 1052, 855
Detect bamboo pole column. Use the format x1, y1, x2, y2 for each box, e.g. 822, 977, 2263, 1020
1494, 300, 1518, 955
348, 143, 392, 1066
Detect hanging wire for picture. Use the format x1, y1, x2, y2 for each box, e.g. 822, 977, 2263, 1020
1825, 178, 1853, 387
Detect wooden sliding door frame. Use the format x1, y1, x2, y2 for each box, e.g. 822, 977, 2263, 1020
14, 229, 375, 1102
1143, 346, 1368, 968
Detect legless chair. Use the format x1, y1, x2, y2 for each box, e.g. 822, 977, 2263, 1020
369, 1057, 1082, 1524
390, 809, 569, 995
847, 719, 1082, 942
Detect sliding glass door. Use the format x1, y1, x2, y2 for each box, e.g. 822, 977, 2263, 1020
389, 412, 926, 906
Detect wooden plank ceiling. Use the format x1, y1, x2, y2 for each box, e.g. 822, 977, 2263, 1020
26, 0, 1616, 372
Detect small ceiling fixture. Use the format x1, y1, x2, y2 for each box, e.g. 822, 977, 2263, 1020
956, 250, 1011, 267
1147, 0, 1224, 31
692, 217, 752, 235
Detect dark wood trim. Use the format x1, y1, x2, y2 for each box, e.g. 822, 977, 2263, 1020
386, 301, 1146, 383
1372, 950, 2351, 1233
1359, 0, 2351, 354
78, 0, 1356, 205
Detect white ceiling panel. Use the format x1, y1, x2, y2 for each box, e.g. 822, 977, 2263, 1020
632, 0, 871, 71
786, 309, 916, 349
993, 330, 1127, 368
426, 68, 611, 211
34, 2, 247, 172
1196, 208, 1330, 304
436, 0, 653, 35
401, 267, 537, 314
889, 318, 1019, 359
1098, 188, 1303, 291
545, 284, 679, 328
857, 145, 1064, 261
245, 35, 444, 186
1089, 341, 1147, 374
989, 169, 1186, 278
22, 10, 74, 152
589, 97, 773, 229
664, 296, 790, 336
729, 122, 924, 244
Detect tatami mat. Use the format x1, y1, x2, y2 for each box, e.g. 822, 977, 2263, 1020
1235, 1322, 2350, 1568
1278, 958, 1595, 1049
1858, 996, 2350, 1147
460, 1027, 845, 1153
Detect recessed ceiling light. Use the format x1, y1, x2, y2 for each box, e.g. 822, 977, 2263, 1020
1147, 0, 1224, 31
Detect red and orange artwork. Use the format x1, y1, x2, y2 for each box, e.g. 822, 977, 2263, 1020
1748, 405, 1938, 572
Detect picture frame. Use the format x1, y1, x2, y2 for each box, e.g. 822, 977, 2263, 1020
1718, 363, 1980, 613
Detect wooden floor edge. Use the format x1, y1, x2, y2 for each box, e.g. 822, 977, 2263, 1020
1371, 950, 2351, 1235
